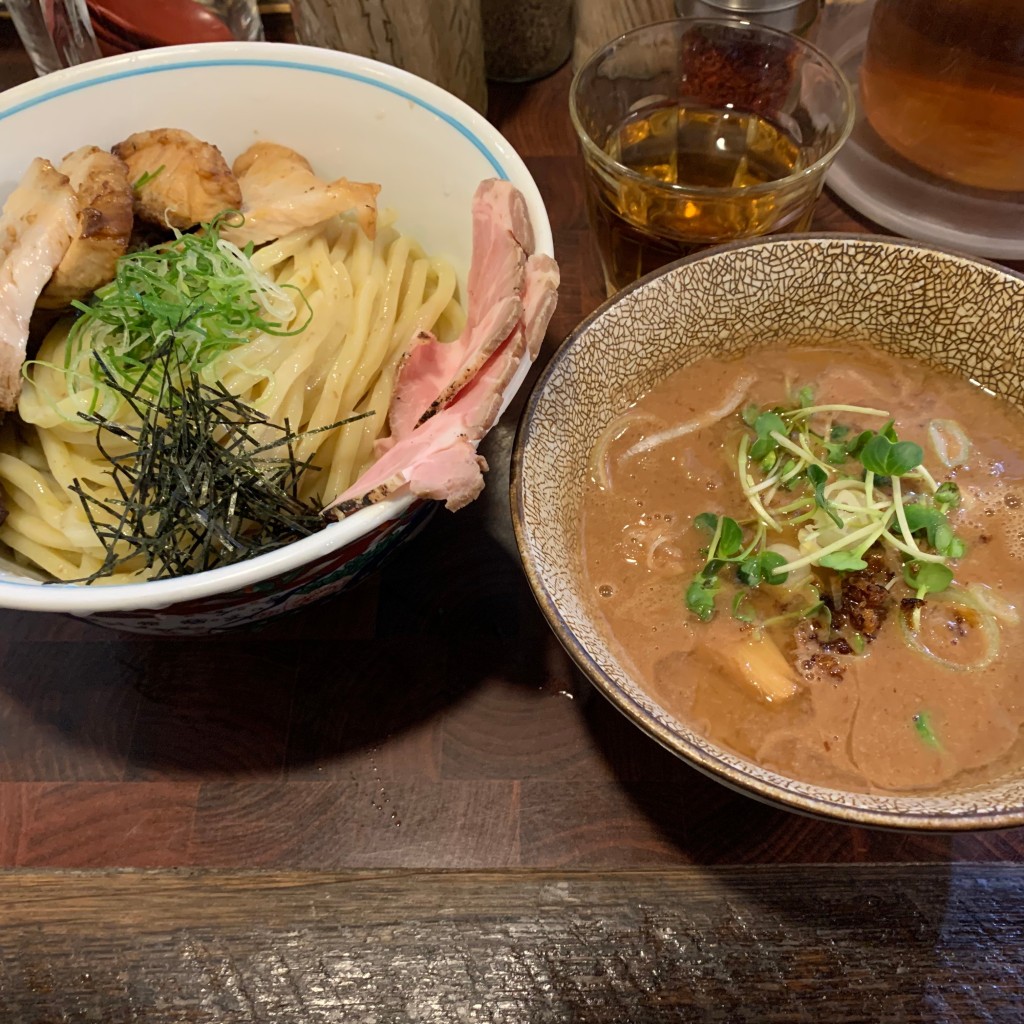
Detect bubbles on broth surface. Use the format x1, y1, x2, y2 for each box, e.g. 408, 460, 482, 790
962, 480, 1024, 559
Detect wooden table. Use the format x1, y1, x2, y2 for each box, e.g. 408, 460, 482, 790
1, 12, 1022, 1022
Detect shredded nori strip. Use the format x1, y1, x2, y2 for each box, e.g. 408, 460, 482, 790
65, 340, 367, 583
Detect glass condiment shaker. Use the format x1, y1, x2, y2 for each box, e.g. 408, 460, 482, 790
481, 0, 574, 82
674, 0, 821, 38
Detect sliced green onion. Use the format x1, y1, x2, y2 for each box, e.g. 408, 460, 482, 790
967, 583, 1021, 626
64, 213, 307, 410
928, 419, 971, 469
913, 712, 941, 749
899, 589, 1000, 672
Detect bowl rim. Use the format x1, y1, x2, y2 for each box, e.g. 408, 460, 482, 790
568, 18, 857, 202
0, 39, 553, 612
511, 231, 1024, 831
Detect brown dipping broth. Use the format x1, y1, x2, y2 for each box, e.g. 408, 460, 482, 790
581, 346, 1024, 794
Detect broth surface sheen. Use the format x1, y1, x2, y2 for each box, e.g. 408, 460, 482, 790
582, 346, 1024, 793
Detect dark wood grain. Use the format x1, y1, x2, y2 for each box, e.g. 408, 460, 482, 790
2, 13, 1024, 1020
0, 19, 32, 89
1, 865, 1023, 1022
1, 13, 1024, 876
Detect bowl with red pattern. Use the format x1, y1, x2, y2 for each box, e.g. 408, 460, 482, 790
0, 41, 553, 632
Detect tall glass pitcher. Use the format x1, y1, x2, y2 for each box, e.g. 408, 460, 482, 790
859, 0, 1024, 192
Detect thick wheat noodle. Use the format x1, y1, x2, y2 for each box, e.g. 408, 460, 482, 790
259, 238, 336, 409
394, 259, 429, 341
363, 258, 436, 461
300, 291, 357, 437
309, 254, 456, 496
218, 290, 326, 400
346, 216, 376, 288
5, 506, 71, 550
37, 427, 80, 492
291, 264, 357, 480
340, 258, 388, 408
265, 239, 347, 444
397, 259, 460, 352
249, 223, 322, 274
221, 228, 337, 401
338, 235, 415, 483
19, 343, 105, 433
0, 528, 72, 579
49, 446, 114, 491
0, 454, 62, 514
334, 267, 379, 411
326, 235, 423, 495
586, 411, 666, 490
220, 255, 326, 404
14, 437, 44, 471
0, 207, 465, 583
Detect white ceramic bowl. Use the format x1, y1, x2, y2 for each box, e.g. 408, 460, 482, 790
0, 41, 552, 632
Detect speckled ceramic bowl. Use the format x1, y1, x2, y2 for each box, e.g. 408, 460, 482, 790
0, 42, 551, 633
512, 235, 1024, 829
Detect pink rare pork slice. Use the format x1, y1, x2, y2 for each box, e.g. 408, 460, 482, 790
324, 179, 558, 516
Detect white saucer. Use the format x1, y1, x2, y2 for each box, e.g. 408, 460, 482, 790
822, 15, 1024, 260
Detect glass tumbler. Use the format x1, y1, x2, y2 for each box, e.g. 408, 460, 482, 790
569, 18, 854, 296
8, 0, 265, 76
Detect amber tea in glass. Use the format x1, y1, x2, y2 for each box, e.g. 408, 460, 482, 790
592, 103, 812, 289
570, 19, 854, 295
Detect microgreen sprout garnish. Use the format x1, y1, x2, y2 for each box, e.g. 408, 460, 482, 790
902, 561, 954, 630
903, 561, 954, 594
732, 590, 757, 624
858, 433, 923, 477
685, 386, 969, 636
934, 481, 961, 511
685, 512, 788, 621
818, 551, 867, 572
686, 573, 721, 623
808, 464, 842, 528
62, 212, 309, 412
735, 550, 788, 588
750, 411, 786, 461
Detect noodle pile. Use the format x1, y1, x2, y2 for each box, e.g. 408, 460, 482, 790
0, 210, 464, 583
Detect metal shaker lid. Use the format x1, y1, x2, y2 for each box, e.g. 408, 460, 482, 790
675, 0, 821, 34
696, 0, 817, 12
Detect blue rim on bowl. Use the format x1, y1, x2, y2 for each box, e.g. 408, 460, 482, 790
0, 41, 553, 627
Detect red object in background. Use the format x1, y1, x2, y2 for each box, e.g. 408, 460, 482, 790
88, 0, 234, 55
